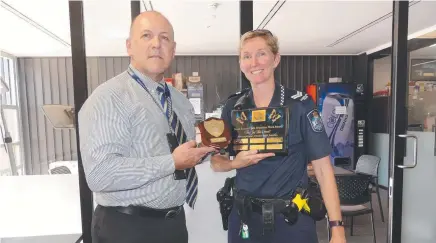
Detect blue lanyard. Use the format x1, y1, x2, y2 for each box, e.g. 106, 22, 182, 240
127, 67, 174, 132
127, 67, 170, 99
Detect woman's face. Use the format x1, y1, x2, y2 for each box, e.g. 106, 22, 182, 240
239, 37, 280, 86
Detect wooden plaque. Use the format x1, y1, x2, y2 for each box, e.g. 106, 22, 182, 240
198, 117, 231, 150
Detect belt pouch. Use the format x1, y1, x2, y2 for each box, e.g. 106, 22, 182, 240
262, 202, 275, 235
235, 194, 251, 224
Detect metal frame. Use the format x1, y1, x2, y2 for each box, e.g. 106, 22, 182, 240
131, 1, 140, 22
387, 1, 409, 243
239, 0, 252, 90
68, 1, 93, 243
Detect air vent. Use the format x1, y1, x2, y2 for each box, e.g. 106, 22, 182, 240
141, 0, 154, 11
257, 1, 286, 29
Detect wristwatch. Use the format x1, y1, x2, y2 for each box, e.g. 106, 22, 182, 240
329, 220, 345, 227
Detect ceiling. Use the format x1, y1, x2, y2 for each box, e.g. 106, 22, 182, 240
411, 44, 436, 58
1, 0, 436, 57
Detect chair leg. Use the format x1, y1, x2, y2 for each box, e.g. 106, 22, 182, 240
350, 216, 354, 236
376, 186, 384, 222
371, 211, 377, 243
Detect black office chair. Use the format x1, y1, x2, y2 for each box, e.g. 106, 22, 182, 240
355, 155, 384, 222
327, 173, 376, 243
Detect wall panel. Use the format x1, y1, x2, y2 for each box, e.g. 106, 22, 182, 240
275, 56, 355, 90
17, 55, 356, 174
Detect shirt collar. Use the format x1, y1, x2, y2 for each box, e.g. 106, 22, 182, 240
128, 64, 166, 92
248, 81, 282, 107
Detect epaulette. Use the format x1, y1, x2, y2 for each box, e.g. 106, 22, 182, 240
287, 89, 310, 102
221, 88, 250, 110
225, 88, 250, 101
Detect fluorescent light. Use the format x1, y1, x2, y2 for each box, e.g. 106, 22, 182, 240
412, 60, 436, 67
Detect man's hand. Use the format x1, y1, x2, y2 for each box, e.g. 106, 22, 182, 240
231, 150, 275, 169
330, 227, 346, 243
173, 140, 216, 170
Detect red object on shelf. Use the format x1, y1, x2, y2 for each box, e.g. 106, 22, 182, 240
165, 78, 174, 86
306, 84, 317, 103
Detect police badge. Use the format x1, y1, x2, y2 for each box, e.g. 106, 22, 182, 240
307, 109, 324, 133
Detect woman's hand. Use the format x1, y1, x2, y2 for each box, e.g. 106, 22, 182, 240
231, 150, 275, 169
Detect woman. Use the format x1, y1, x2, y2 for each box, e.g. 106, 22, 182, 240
210, 29, 346, 243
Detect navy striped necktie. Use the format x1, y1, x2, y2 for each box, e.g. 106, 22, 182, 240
156, 84, 198, 208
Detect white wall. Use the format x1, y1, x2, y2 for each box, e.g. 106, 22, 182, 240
373, 56, 392, 93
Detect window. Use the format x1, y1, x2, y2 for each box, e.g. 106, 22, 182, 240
1, 52, 23, 176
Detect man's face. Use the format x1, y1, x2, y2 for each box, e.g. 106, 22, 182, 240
126, 14, 176, 80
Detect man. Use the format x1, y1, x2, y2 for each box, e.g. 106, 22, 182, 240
78, 11, 215, 243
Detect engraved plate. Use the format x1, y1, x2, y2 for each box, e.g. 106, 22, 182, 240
231, 106, 290, 154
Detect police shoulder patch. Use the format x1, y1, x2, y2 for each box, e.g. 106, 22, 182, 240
306, 109, 324, 133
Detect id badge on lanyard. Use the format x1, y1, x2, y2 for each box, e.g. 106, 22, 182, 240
127, 68, 174, 133
127, 68, 186, 180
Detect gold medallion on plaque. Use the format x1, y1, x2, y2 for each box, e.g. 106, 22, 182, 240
204, 119, 225, 137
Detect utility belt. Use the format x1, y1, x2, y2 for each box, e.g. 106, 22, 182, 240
216, 177, 327, 238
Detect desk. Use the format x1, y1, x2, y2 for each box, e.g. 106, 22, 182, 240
0, 175, 82, 238
307, 165, 354, 178
0, 163, 233, 243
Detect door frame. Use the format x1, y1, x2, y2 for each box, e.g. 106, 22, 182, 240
387, 1, 409, 243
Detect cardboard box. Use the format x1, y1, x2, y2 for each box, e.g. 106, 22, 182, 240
172, 73, 184, 91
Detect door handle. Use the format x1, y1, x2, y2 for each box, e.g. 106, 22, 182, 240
397, 134, 418, 169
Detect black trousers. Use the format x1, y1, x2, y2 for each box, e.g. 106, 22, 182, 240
92, 205, 188, 243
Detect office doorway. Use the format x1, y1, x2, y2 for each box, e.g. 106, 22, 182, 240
388, 1, 436, 243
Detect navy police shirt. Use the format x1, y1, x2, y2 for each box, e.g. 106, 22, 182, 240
221, 82, 332, 198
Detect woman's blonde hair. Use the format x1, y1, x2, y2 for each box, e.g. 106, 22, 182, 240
239, 29, 279, 56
